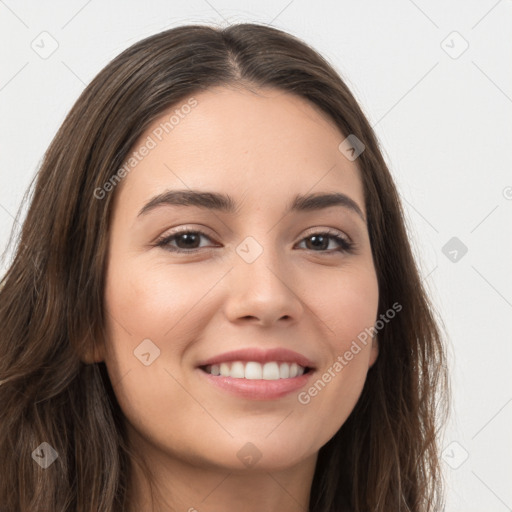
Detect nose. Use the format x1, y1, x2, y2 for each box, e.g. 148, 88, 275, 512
222, 247, 304, 327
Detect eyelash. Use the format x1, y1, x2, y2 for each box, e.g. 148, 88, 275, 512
154, 227, 354, 255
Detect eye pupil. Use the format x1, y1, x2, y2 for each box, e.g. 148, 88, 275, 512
177, 233, 200, 248
307, 235, 328, 250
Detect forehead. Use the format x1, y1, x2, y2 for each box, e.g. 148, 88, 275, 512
115, 86, 365, 215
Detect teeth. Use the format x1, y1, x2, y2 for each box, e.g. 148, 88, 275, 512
245, 362, 262, 379
230, 361, 245, 378
279, 362, 290, 378
220, 363, 230, 377
262, 362, 280, 380
204, 361, 307, 380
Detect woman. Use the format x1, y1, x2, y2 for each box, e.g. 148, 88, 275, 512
0, 23, 448, 511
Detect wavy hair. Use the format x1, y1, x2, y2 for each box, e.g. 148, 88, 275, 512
0, 23, 449, 511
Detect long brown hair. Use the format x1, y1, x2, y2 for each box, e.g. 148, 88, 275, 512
0, 23, 448, 511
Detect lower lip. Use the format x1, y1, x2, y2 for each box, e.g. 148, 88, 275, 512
197, 368, 315, 400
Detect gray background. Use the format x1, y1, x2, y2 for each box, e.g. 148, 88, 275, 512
1, 1, 511, 510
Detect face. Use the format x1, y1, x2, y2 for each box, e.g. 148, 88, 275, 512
95, 86, 379, 473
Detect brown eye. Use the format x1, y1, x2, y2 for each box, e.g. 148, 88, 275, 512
297, 232, 353, 253
155, 230, 215, 253
155, 229, 353, 255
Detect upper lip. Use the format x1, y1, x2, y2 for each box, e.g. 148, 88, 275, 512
197, 347, 316, 369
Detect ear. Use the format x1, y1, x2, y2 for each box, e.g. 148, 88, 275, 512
368, 335, 379, 368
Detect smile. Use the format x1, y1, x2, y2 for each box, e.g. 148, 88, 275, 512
201, 361, 309, 380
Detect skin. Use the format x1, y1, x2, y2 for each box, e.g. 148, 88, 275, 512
88, 85, 379, 511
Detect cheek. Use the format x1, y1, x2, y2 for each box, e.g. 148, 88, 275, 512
102, 258, 211, 450
101, 255, 226, 410
310, 262, 379, 346
104, 255, 222, 347
326, 265, 379, 380
297, 264, 378, 437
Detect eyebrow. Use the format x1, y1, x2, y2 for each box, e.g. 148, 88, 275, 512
137, 189, 366, 222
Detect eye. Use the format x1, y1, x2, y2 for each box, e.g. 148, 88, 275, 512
155, 229, 215, 253
154, 228, 354, 254
295, 230, 354, 254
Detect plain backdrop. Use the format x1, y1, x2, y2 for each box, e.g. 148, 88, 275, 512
1, 1, 511, 510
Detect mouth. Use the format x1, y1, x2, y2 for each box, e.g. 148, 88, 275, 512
196, 347, 316, 400
199, 360, 313, 380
